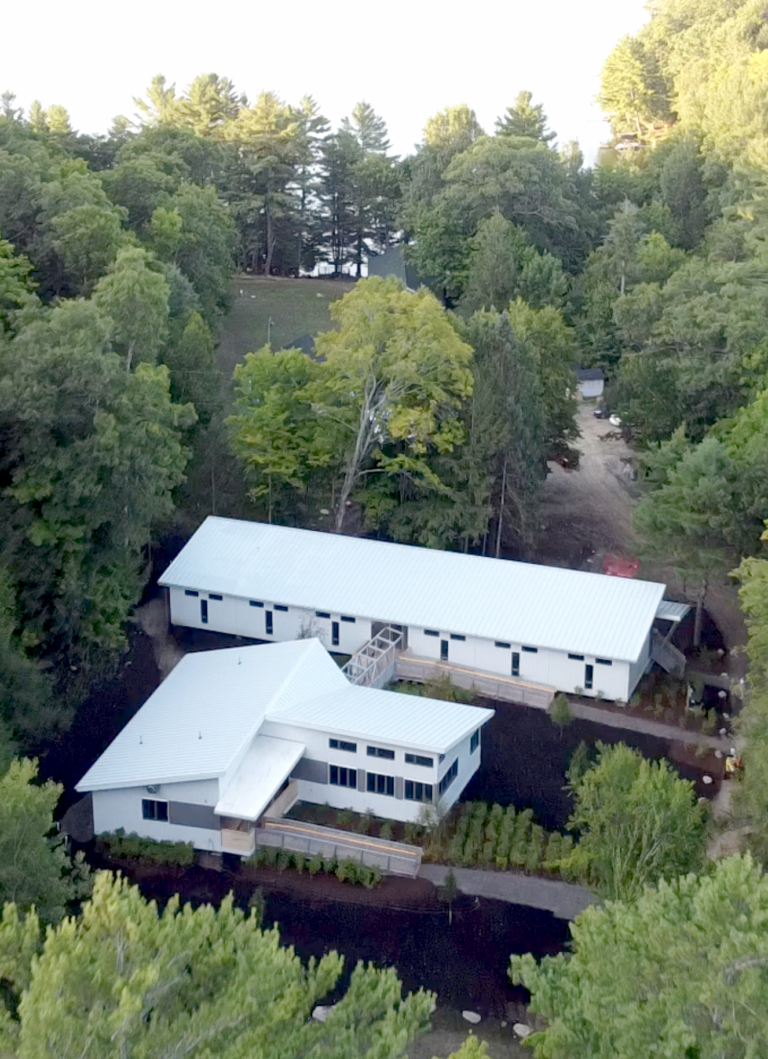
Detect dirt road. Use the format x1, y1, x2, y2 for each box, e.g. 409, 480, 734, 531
538, 402, 639, 571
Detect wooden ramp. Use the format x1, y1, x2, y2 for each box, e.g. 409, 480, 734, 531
395, 653, 555, 710
256, 818, 422, 877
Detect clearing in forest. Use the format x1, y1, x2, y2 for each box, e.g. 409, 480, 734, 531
216, 276, 354, 384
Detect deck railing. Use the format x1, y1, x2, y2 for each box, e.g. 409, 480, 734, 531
341, 625, 403, 687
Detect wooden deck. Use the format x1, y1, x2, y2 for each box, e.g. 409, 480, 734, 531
395, 653, 555, 710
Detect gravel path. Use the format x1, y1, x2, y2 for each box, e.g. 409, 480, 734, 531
567, 700, 732, 751
419, 864, 596, 921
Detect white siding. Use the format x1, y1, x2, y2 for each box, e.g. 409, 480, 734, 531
627, 631, 651, 698
578, 379, 604, 399
92, 779, 222, 852
438, 730, 482, 815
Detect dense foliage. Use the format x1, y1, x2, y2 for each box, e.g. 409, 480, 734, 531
512, 854, 768, 1059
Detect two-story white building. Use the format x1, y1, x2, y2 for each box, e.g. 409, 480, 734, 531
76, 639, 494, 855
159, 517, 680, 702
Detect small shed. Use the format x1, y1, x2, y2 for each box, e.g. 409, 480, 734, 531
574, 367, 605, 400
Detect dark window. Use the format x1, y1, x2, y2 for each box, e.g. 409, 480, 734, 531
522, 645, 538, 653
470, 730, 480, 754
511, 652, 520, 677
366, 772, 395, 797
329, 765, 357, 789
341, 615, 356, 623
405, 780, 433, 803
440, 640, 449, 661
568, 653, 584, 661
184, 589, 199, 597
274, 604, 288, 612
316, 611, 331, 619
596, 658, 613, 666
200, 600, 208, 625
438, 759, 458, 797
495, 641, 511, 650
405, 753, 433, 768
249, 600, 264, 608
367, 745, 395, 760
424, 629, 440, 637
329, 738, 357, 753
142, 799, 168, 821
450, 633, 466, 641
266, 611, 273, 636
585, 663, 594, 690
332, 621, 339, 646
209, 594, 223, 601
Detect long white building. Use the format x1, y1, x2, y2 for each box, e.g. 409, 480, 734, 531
159, 518, 681, 703
76, 639, 493, 854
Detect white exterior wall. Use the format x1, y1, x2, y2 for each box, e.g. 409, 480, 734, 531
407, 627, 630, 698
263, 718, 483, 823
627, 631, 651, 698
92, 778, 222, 852
578, 379, 604, 399
168, 587, 371, 654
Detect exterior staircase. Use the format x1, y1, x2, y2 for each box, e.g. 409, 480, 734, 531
651, 628, 686, 676
341, 625, 404, 687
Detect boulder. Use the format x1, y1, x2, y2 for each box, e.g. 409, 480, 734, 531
462, 1011, 481, 1025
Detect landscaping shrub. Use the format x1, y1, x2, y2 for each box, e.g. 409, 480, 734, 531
96, 831, 195, 867
525, 824, 545, 873
510, 809, 534, 868
379, 821, 394, 841
307, 854, 323, 875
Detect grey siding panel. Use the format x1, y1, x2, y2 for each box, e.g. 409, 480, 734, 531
357, 769, 366, 792
394, 776, 404, 800
168, 801, 218, 830
292, 758, 328, 784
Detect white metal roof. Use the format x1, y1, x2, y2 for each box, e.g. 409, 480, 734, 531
160, 517, 666, 663
655, 600, 690, 623
214, 736, 306, 821
271, 687, 494, 755
76, 639, 345, 792
76, 638, 492, 795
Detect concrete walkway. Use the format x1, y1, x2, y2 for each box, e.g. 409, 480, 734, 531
568, 700, 731, 751
419, 864, 596, 921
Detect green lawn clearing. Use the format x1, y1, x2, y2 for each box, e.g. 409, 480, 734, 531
216, 275, 354, 384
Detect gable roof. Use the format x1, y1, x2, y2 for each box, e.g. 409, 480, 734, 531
76, 639, 493, 794
160, 518, 666, 663
574, 367, 605, 382
76, 639, 346, 792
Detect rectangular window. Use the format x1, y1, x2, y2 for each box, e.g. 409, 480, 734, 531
424, 629, 440, 637
274, 604, 288, 612
200, 599, 208, 625
405, 753, 433, 768
596, 658, 613, 666
438, 759, 458, 797
522, 645, 538, 653
332, 621, 339, 647
184, 589, 199, 597
266, 611, 273, 636
568, 653, 584, 661
511, 652, 520, 677
585, 663, 594, 690
329, 738, 357, 753
209, 594, 223, 601
316, 611, 331, 619
441, 640, 449, 661
142, 799, 168, 822
450, 633, 466, 641
329, 765, 357, 789
366, 772, 395, 797
495, 641, 511, 650
405, 780, 433, 803
470, 730, 480, 754
249, 600, 264, 608
367, 745, 395, 760
341, 615, 356, 623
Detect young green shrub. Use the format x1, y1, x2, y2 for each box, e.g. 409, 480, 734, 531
480, 840, 495, 867
510, 809, 534, 868
549, 693, 574, 733
307, 854, 323, 876
461, 835, 479, 867
336, 809, 354, 828
275, 849, 292, 872
525, 825, 545, 873
403, 822, 421, 846
702, 709, 717, 735
248, 887, 266, 923
379, 821, 394, 841
362, 863, 382, 889
292, 851, 306, 874
543, 831, 563, 873
335, 858, 356, 883
322, 857, 337, 875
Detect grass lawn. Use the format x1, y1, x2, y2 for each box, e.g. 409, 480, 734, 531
216, 275, 354, 383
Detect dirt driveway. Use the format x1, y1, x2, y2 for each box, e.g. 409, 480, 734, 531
537, 402, 638, 571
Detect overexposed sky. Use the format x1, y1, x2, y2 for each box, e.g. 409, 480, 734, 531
3, 0, 649, 163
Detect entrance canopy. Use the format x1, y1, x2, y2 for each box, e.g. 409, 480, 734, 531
215, 736, 305, 822
655, 600, 690, 623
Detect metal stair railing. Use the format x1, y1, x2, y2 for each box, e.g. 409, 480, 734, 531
341, 625, 403, 687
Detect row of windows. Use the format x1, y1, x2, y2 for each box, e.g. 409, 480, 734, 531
328, 738, 439, 769
330, 765, 357, 789
438, 759, 458, 797
184, 590, 221, 601
568, 653, 613, 666
328, 763, 457, 802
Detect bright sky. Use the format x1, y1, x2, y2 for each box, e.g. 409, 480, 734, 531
4, 0, 649, 164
